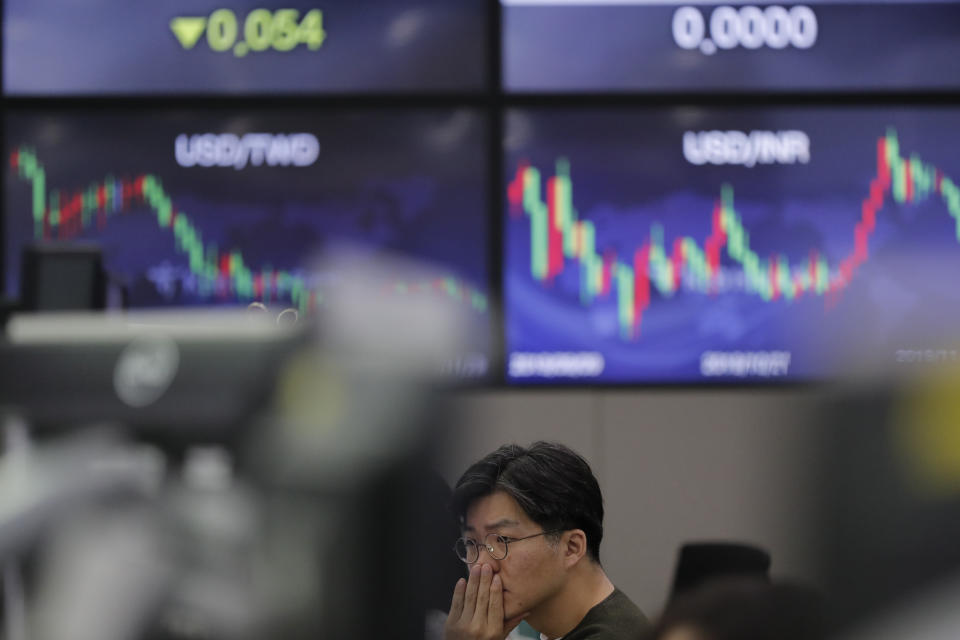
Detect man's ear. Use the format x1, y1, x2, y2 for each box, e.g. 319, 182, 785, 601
562, 529, 588, 568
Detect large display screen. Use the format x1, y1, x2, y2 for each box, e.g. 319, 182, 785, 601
4, 0, 487, 95
502, 0, 960, 92
505, 107, 960, 383
4, 108, 491, 376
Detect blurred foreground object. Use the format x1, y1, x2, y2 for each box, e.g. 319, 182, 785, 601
648, 578, 826, 640
813, 365, 960, 637
1, 310, 302, 445
0, 251, 472, 640
667, 542, 771, 604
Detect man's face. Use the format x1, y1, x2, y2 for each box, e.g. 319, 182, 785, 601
462, 490, 566, 620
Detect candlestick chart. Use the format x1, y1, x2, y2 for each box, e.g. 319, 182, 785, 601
505, 108, 960, 383
4, 109, 491, 371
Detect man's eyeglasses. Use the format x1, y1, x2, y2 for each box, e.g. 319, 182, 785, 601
453, 530, 563, 564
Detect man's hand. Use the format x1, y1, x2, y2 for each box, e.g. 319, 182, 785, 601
444, 564, 528, 640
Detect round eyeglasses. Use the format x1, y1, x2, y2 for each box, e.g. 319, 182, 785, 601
453, 530, 563, 564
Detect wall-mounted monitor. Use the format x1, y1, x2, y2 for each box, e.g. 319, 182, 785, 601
4, 1, 487, 95
4, 108, 492, 377
502, 0, 960, 92
505, 106, 960, 383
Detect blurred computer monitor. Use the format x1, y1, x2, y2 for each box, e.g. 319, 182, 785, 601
19, 243, 106, 311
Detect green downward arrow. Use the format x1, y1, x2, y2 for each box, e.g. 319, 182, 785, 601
169, 17, 207, 50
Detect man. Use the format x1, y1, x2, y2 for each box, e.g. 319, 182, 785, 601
444, 442, 650, 640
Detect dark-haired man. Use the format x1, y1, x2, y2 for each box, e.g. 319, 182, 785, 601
444, 442, 650, 640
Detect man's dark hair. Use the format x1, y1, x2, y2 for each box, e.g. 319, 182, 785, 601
450, 441, 604, 562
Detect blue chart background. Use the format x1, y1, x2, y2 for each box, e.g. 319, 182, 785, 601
4, 109, 491, 365
503, 1, 960, 92
505, 107, 960, 384
4, 0, 487, 94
